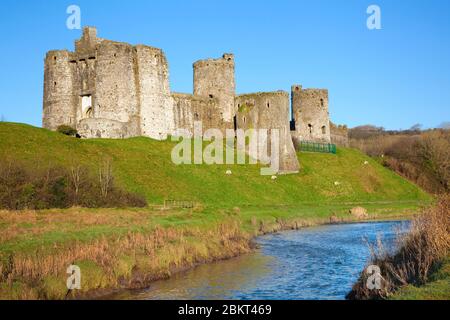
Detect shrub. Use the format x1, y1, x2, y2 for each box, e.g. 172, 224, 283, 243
56, 125, 78, 137
350, 129, 450, 194
347, 195, 450, 299
0, 160, 147, 210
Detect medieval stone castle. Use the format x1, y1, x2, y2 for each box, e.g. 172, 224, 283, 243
43, 27, 348, 174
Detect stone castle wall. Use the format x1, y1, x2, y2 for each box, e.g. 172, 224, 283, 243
135, 45, 174, 140
235, 92, 300, 174
43, 27, 348, 175
171, 93, 230, 136
330, 122, 349, 147
43, 27, 171, 140
291, 85, 331, 144
193, 54, 235, 124
94, 41, 140, 124
43, 50, 76, 130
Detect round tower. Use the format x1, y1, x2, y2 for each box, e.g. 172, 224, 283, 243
43, 50, 76, 130
193, 53, 235, 123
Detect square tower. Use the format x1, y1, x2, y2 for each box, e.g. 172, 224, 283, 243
291, 85, 331, 143
193, 54, 235, 123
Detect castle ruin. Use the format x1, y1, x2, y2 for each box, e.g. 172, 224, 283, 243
43, 27, 347, 174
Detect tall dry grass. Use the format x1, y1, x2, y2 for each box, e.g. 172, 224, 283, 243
0, 219, 251, 299
347, 195, 450, 299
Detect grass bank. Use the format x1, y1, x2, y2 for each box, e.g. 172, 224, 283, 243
347, 195, 450, 300
390, 257, 450, 300
0, 202, 422, 300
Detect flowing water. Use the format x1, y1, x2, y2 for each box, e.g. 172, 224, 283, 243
111, 221, 409, 300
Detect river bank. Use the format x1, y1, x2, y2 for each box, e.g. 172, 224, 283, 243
348, 195, 449, 300
0, 201, 423, 300
108, 220, 409, 300
390, 257, 450, 300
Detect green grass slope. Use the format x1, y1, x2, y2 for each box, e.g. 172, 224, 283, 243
391, 257, 450, 300
0, 123, 430, 207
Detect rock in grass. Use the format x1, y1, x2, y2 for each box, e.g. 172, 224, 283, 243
349, 207, 368, 219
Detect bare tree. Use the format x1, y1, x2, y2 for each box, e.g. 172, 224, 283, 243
0, 115, 5, 122
419, 131, 450, 190
98, 158, 113, 198
69, 164, 86, 201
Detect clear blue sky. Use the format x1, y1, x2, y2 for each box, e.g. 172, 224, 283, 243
0, 0, 449, 130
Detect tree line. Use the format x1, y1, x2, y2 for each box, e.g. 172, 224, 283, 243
350, 126, 450, 194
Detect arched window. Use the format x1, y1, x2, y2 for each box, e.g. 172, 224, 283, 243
320, 99, 324, 108
322, 126, 326, 134
81, 95, 92, 119
86, 107, 93, 118
308, 124, 312, 134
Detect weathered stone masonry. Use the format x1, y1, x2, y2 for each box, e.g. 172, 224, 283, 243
290, 85, 331, 145
43, 27, 347, 174
235, 92, 300, 173
43, 27, 172, 140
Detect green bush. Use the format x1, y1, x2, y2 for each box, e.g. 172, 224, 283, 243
56, 125, 78, 137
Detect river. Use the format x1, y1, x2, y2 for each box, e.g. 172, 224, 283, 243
111, 221, 409, 300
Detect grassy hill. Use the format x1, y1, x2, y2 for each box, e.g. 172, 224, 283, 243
0, 122, 434, 299
0, 122, 430, 208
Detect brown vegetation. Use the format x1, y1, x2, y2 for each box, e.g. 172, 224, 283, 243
0, 202, 421, 300
350, 128, 450, 194
0, 159, 146, 210
347, 195, 450, 299
0, 216, 251, 300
